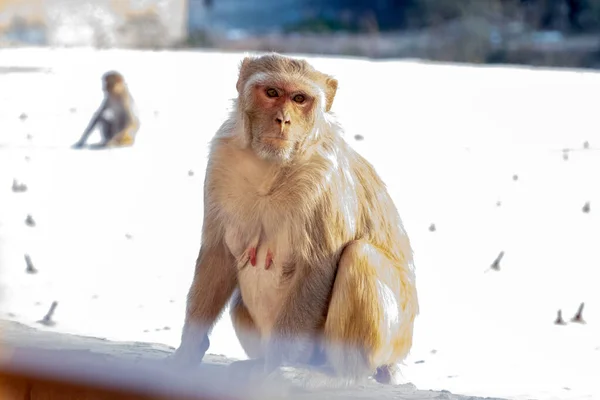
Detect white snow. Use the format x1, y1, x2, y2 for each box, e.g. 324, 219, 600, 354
1, 47, 599, 400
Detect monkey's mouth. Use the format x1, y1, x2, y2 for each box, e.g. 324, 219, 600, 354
261, 136, 293, 147
262, 135, 291, 141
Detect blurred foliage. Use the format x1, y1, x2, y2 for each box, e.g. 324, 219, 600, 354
405, 0, 600, 33
283, 18, 356, 34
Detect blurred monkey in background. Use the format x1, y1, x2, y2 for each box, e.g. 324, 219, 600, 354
73, 71, 139, 149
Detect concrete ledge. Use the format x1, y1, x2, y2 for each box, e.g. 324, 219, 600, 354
0, 320, 504, 400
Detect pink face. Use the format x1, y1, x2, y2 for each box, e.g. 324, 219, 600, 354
247, 81, 318, 162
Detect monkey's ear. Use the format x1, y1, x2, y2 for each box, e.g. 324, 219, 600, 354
324, 77, 338, 112
236, 57, 254, 94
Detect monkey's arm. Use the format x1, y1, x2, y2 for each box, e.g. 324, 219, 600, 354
172, 238, 237, 366
265, 262, 338, 370
74, 100, 108, 147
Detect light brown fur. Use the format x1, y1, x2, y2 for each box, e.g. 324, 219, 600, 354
74, 71, 139, 148
102, 72, 138, 147
171, 53, 419, 385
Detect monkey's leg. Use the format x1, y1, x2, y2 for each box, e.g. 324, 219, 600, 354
230, 289, 263, 359
108, 118, 138, 147
171, 243, 237, 367
99, 119, 115, 145
323, 240, 415, 385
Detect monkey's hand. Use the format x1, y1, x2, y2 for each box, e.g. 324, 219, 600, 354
168, 332, 210, 368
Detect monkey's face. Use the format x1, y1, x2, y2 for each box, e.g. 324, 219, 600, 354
236, 55, 338, 163
245, 81, 319, 163
103, 75, 125, 98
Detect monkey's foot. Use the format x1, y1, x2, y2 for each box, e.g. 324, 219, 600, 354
374, 364, 403, 385
167, 334, 210, 369
227, 359, 268, 383
228, 360, 297, 396
257, 364, 355, 391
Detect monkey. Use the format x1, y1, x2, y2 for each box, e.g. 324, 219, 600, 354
170, 53, 419, 387
73, 71, 139, 149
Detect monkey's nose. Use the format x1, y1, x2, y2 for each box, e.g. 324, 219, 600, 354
275, 114, 291, 125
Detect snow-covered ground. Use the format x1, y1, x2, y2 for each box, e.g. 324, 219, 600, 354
1, 48, 599, 400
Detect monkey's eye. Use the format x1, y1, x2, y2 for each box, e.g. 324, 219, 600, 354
293, 94, 305, 104
266, 88, 279, 98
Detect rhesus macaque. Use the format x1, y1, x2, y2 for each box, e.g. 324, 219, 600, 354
73, 71, 139, 149
171, 53, 419, 385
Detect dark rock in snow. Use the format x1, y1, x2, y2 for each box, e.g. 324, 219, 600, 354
554, 309, 566, 325
25, 214, 36, 227
12, 179, 27, 192
582, 202, 590, 213
24, 254, 38, 274
490, 251, 504, 271
37, 301, 58, 327
570, 302, 585, 324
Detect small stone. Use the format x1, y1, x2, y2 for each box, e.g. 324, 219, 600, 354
163, 326, 171, 331
25, 214, 36, 227
571, 302, 585, 324
19, 112, 28, 121
582, 202, 590, 213
354, 134, 364, 141
69, 107, 77, 113
26, 134, 33, 141
496, 201, 502, 207
490, 251, 504, 271
428, 223, 436, 232
37, 301, 58, 327
583, 141, 589, 149
188, 170, 194, 176
12, 179, 27, 193
562, 149, 569, 161
414, 360, 425, 364
125, 233, 133, 240
430, 349, 437, 354
24, 254, 38, 274
512, 174, 519, 181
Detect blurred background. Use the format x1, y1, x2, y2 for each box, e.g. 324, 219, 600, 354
2, 0, 600, 68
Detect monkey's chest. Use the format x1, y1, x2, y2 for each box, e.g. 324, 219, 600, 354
224, 227, 292, 335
